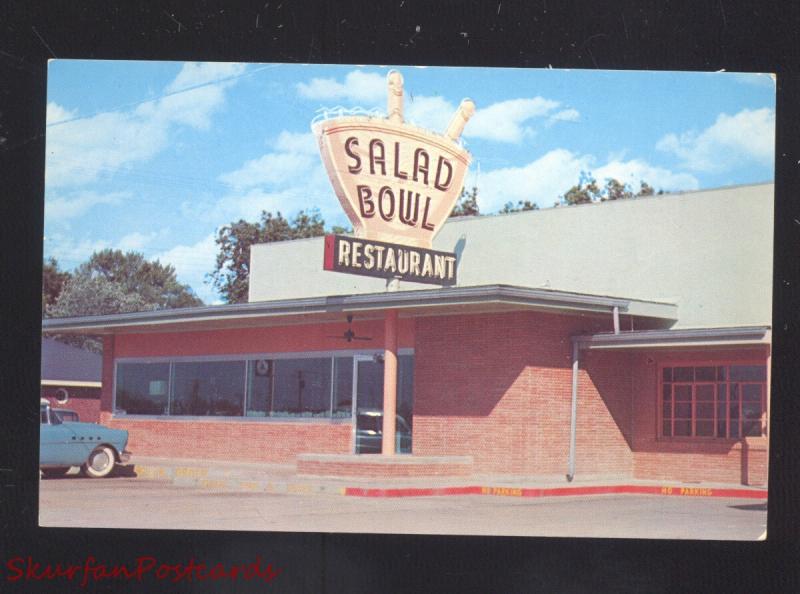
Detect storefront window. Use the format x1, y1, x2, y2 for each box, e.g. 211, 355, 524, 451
114, 353, 407, 420
272, 358, 332, 417
172, 361, 246, 416
661, 363, 766, 439
116, 362, 171, 415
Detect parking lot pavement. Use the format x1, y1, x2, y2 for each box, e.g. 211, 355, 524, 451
39, 476, 767, 540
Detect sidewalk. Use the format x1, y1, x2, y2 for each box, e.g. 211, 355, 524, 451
123, 455, 769, 500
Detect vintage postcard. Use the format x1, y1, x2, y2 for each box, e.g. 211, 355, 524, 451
39, 61, 774, 540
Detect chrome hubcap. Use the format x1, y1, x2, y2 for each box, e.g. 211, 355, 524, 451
91, 450, 110, 471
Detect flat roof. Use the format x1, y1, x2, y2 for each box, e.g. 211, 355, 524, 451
41, 284, 677, 335
573, 326, 770, 350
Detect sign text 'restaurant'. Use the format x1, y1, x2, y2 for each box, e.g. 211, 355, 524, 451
323, 234, 456, 286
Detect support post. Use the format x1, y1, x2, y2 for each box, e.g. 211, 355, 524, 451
567, 341, 579, 481
382, 309, 399, 455
613, 306, 620, 335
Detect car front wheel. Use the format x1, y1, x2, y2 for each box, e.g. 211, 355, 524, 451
82, 445, 116, 478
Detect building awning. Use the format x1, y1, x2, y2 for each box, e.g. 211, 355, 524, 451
573, 326, 770, 350
41, 284, 677, 335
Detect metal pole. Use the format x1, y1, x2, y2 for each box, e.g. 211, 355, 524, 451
567, 341, 579, 482
613, 306, 620, 335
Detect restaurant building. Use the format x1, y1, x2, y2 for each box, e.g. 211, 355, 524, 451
42, 182, 773, 486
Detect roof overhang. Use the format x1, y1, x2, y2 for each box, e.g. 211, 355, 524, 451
573, 326, 771, 350
41, 284, 677, 335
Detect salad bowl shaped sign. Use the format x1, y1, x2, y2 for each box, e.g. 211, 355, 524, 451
313, 71, 475, 250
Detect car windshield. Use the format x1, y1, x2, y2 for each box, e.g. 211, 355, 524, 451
41, 406, 62, 425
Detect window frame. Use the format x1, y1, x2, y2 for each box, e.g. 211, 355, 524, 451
657, 360, 767, 440
112, 348, 414, 422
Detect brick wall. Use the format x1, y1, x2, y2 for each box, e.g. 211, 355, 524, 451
100, 412, 352, 463
412, 311, 634, 476
630, 348, 770, 485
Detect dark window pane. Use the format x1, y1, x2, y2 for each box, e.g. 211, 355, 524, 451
662, 421, 672, 437
674, 385, 692, 401
716, 403, 727, 422
717, 383, 727, 403
695, 366, 715, 382
730, 383, 739, 402
662, 368, 673, 382
674, 420, 691, 436
116, 362, 171, 415
674, 367, 693, 382
172, 361, 245, 416
662, 402, 672, 419
696, 403, 714, 418
398, 354, 414, 439
743, 420, 761, 437
675, 403, 692, 418
696, 420, 713, 436
696, 384, 714, 401
273, 358, 332, 417
716, 419, 727, 438
742, 401, 762, 420
333, 357, 353, 418
730, 422, 740, 438
246, 360, 272, 417
716, 366, 726, 381
730, 365, 766, 382
663, 384, 672, 401
742, 384, 763, 402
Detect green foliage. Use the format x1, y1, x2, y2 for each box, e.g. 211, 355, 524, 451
557, 175, 660, 206
45, 249, 203, 352
210, 209, 332, 304
450, 186, 480, 217
75, 249, 203, 310
42, 257, 71, 315
501, 200, 539, 213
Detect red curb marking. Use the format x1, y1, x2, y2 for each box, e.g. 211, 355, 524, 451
343, 484, 768, 499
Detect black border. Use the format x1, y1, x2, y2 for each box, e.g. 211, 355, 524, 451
2, 2, 799, 592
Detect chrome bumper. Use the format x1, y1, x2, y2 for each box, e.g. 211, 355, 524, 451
119, 450, 132, 463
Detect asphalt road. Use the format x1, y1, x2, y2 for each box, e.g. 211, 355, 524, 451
38, 476, 767, 540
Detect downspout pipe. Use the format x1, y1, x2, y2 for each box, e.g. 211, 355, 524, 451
567, 340, 579, 482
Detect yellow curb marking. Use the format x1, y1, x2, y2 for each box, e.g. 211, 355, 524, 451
175, 467, 209, 479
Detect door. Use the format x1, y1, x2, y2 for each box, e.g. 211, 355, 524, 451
352, 355, 385, 454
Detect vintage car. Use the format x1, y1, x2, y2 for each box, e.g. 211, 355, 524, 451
51, 408, 80, 423
355, 410, 412, 454
40, 399, 130, 478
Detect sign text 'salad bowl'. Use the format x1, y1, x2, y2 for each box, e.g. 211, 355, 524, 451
313, 71, 475, 249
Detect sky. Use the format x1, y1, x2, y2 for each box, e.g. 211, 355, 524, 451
44, 61, 776, 304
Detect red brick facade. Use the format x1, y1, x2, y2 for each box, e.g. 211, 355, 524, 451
100, 313, 769, 485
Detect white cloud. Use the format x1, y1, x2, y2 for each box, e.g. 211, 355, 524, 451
44, 190, 128, 221
273, 131, 318, 155
218, 152, 316, 189
164, 62, 246, 93
116, 231, 158, 251
154, 233, 220, 304
45, 62, 245, 189
43, 233, 111, 270
406, 95, 573, 143
467, 97, 560, 143
296, 70, 385, 103
46, 102, 76, 125
405, 95, 455, 132
656, 108, 775, 173
471, 149, 699, 212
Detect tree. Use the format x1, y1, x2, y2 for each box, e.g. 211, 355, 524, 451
557, 174, 660, 206
210, 209, 331, 304
501, 200, 539, 213
74, 249, 203, 310
450, 186, 480, 217
42, 257, 71, 315
45, 250, 204, 352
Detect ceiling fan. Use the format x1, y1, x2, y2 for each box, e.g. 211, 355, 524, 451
328, 315, 373, 342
